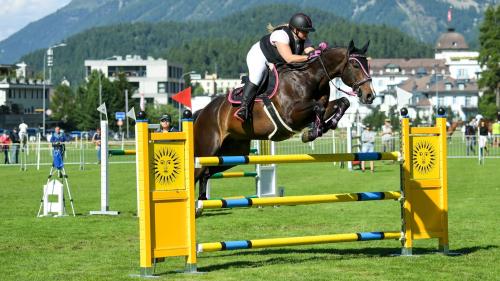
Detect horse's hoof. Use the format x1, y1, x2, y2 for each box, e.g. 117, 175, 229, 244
301, 130, 315, 143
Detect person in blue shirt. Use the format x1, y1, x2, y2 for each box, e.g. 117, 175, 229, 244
50, 126, 67, 161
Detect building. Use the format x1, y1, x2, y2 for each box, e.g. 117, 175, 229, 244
358, 26, 481, 121
191, 72, 243, 96
84, 55, 184, 105
0, 63, 49, 129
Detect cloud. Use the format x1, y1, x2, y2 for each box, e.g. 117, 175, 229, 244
0, 0, 71, 40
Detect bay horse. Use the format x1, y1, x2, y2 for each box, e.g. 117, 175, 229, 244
193, 40, 376, 200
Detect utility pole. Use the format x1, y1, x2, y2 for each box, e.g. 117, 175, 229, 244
125, 89, 129, 139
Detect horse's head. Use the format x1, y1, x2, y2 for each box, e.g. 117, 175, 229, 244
340, 40, 376, 104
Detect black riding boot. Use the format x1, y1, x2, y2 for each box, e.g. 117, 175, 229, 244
236, 82, 258, 121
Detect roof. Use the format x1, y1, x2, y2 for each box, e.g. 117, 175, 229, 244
436, 28, 469, 50
399, 75, 478, 94
369, 58, 447, 74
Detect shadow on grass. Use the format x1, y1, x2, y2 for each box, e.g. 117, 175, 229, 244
198, 211, 233, 218
189, 244, 498, 272
151, 245, 498, 276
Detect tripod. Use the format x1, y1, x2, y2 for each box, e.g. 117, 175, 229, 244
37, 148, 75, 217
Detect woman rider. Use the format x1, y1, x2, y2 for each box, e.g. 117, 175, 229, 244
236, 13, 317, 121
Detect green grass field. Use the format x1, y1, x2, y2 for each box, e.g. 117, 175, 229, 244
0, 159, 498, 281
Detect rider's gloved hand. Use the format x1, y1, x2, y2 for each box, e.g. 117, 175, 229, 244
307, 42, 329, 60
307, 49, 322, 60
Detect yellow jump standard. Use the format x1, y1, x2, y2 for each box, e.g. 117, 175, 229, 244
135, 107, 449, 276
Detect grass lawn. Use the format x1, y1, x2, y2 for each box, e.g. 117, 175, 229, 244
0, 159, 498, 281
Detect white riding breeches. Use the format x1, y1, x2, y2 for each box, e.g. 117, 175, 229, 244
246, 42, 268, 85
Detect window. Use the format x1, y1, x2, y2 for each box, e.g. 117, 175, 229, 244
465, 96, 471, 107
458, 84, 464, 90
108, 65, 146, 77
445, 83, 451, 90
453, 96, 457, 104
158, 82, 166, 93
458, 69, 468, 79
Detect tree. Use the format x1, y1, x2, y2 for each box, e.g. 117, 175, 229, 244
478, 5, 500, 119
0, 105, 9, 114
362, 106, 387, 131
10, 103, 21, 114
50, 84, 77, 130
74, 71, 101, 131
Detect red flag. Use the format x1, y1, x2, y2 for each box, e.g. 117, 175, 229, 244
447, 8, 452, 22
172, 87, 192, 108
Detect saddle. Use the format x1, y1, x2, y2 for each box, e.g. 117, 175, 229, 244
227, 64, 279, 105
227, 60, 314, 105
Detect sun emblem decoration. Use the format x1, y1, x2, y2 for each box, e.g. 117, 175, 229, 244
412, 141, 436, 174
153, 147, 181, 185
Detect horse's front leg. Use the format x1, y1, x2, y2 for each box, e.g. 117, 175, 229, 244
292, 101, 326, 143
322, 97, 350, 133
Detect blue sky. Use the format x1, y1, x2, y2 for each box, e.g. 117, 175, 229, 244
0, 0, 71, 41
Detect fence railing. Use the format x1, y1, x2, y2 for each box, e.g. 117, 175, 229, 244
1, 131, 498, 168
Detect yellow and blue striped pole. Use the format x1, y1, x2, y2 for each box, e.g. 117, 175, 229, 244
196, 152, 399, 167
198, 231, 401, 253
210, 171, 258, 179
109, 149, 136, 155
198, 191, 401, 210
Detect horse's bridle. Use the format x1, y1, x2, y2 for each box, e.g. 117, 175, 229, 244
317, 50, 372, 97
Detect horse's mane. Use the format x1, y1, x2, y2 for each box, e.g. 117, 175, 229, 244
278, 47, 347, 74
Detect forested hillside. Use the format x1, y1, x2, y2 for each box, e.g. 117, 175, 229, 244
21, 4, 433, 85
0, 0, 491, 63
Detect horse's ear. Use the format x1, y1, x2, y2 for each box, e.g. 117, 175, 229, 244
348, 40, 355, 53
361, 41, 370, 54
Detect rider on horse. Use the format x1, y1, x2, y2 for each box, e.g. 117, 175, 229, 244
236, 13, 318, 121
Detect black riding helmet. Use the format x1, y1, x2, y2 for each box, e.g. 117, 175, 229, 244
289, 13, 315, 32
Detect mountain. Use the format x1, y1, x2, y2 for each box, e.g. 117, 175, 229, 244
20, 4, 433, 86
0, 0, 494, 63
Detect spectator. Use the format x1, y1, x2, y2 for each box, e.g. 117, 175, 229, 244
464, 119, 476, 156
361, 125, 376, 173
92, 127, 102, 164
478, 120, 489, 156
492, 115, 500, 147
10, 128, 20, 164
0, 131, 11, 164
157, 114, 178, 133
381, 119, 393, 152
18, 121, 28, 149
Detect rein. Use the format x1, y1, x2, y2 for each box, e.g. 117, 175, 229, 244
317, 51, 372, 97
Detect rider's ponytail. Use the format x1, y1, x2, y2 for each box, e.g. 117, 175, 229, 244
266, 23, 288, 33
